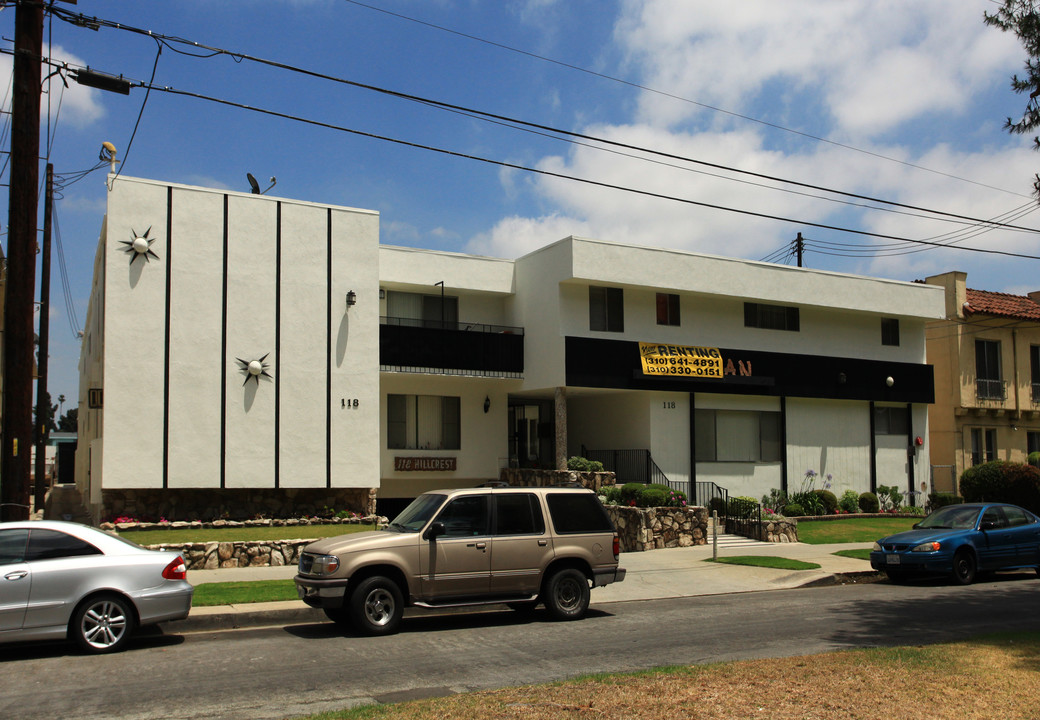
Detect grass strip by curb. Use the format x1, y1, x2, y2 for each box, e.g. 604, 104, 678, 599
192, 579, 299, 607
833, 548, 872, 561
705, 555, 821, 570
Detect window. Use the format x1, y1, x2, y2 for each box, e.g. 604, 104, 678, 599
494, 494, 545, 536
874, 406, 909, 435
589, 286, 624, 332
546, 493, 615, 534
970, 427, 996, 465
975, 339, 1003, 399
387, 394, 460, 450
1028, 431, 1040, 456
695, 409, 782, 462
25, 529, 102, 561
385, 290, 458, 329
0, 529, 28, 565
744, 302, 799, 331
1032, 346, 1040, 403
1003, 505, 1033, 528
881, 318, 900, 346
433, 495, 489, 537
656, 293, 680, 326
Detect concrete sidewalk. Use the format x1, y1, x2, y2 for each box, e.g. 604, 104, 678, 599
178, 539, 881, 633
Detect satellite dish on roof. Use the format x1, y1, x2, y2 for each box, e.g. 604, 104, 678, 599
246, 173, 277, 195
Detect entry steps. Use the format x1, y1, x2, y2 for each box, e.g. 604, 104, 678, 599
707, 532, 775, 549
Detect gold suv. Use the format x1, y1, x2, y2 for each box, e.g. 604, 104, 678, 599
294, 485, 626, 635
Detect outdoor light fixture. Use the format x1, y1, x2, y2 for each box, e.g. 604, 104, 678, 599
346, 290, 357, 307
885, 376, 895, 387
483, 396, 491, 414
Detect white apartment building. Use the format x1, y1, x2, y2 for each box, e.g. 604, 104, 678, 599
76, 176, 946, 522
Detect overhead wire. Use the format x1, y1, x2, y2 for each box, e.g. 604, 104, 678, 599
338, 0, 1034, 201
44, 6, 1040, 238
134, 80, 1040, 261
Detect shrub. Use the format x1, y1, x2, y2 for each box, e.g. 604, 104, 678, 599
813, 489, 838, 514
611, 482, 688, 508
567, 456, 604, 472
601, 486, 623, 505
899, 505, 926, 516
1029, 451, 1040, 469
928, 492, 962, 510
858, 491, 880, 513
838, 490, 860, 514
708, 496, 727, 517
959, 461, 1011, 502
876, 485, 904, 511
1005, 463, 1040, 514
761, 489, 788, 514
789, 490, 823, 516
638, 486, 669, 508
728, 496, 759, 518
619, 483, 646, 505
783, 503, 805, 517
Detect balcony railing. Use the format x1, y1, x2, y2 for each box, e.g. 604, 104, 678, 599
379, 316, 523, 377
975, 378, 1007, 402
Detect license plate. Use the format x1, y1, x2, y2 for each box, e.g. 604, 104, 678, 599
886, 555, 900, 565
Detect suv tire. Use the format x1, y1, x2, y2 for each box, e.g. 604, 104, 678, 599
349, 576, 403, 635
543, 568, 590, 621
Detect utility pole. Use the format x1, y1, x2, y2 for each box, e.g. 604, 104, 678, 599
795, 232, 804, 268
2, 0, 44, 521
34, 164, 54, 513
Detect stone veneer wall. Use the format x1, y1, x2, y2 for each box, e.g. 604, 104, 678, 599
605, 506, 709, 552
153, 539, 315, 570
499, 468, 616, 491
741, 517, 799, 543
100, 488, 376, 523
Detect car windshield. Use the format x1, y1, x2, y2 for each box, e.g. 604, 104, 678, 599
384, 494, 446, 533
917, 505, 982, 530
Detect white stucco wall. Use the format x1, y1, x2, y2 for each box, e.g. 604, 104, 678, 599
94, 176, 380, 492
785, 398, 872, 497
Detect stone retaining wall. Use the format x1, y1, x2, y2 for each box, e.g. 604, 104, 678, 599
152, 539, 316, 570
605, 505, 709, 552
739, 517, 799, 543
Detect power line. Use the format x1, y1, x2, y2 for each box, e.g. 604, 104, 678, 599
140, 81, 1040, 261
45, 7, 1040, 237
338, 0, 1034, 201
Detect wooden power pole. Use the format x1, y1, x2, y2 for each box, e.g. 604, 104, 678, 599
2, 1, 44, 521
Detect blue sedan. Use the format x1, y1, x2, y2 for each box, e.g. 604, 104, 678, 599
870, 503, 1040, 585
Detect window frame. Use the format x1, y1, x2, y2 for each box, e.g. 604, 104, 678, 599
656, 292, 680, 327
589, 286, 624, 333
881, 318, 900, 346
744, 302, 799, 332
386, 394, 461, 450
694, 409, 783, 463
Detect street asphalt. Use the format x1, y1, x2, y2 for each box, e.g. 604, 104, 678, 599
178, 536, 882, 633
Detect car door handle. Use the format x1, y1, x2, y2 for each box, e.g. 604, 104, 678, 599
538, 540, 548, 546
4, 571, 27, 581
468, 542, 487, 551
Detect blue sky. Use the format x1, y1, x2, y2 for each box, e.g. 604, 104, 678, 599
3, 0, 1039, 409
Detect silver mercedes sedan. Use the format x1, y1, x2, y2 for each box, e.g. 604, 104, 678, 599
0, 520, 194, 653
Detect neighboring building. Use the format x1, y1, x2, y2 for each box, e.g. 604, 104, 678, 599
77, 175, 946, 523
924, 272, 1040, 493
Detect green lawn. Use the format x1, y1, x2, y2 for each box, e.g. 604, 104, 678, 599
706, 556, 821, 570
795, 517, 917, 544
192, 579, 299, 606
832, 548, 872, 561
119, 523, 374, 546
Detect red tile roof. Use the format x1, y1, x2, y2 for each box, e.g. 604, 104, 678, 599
964, 288, 1040, 321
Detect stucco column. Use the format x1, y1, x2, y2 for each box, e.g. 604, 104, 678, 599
554, 386, 568, 470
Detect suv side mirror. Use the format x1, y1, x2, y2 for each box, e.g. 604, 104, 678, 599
424, 521, 446, 541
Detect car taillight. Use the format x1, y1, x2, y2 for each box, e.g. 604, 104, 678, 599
162, 556, 187, 580
613, 534, 620, 559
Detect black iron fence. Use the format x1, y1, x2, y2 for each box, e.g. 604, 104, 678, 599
726, 503, 763, 540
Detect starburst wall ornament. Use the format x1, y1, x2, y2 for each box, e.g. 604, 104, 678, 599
236, 353, 273, 386
119, 227, 159, 265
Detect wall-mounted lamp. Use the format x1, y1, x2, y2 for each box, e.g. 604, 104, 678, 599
483, 396, 491, 414
346, 290, 357, 307
837, 372, 847, 385
379, 288, 386, 300
885, 376, 894, 388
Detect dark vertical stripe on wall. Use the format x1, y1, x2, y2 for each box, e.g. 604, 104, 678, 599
779, 396, 788, 495
274, 203, 282, 489
220, 195, 229, 489
688, 393, 696, 485
162, 186, 173, 489
326, 209, 333, 488
904, 403, 914, 500
868, 401, 877, 494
